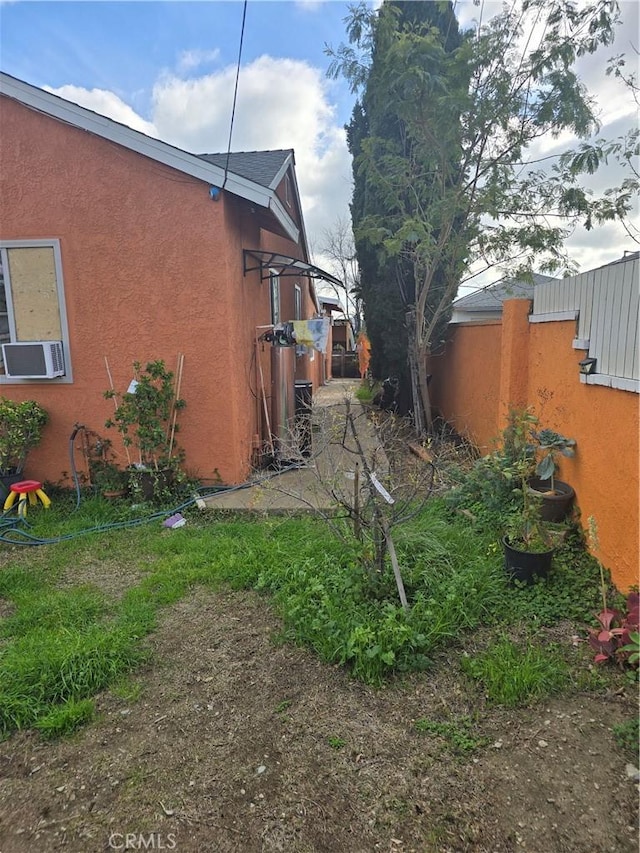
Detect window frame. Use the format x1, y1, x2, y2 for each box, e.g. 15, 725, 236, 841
0, 239, 73, 384
269, 269, 281, 327
294, 283, 302, 321
284, 174, 292, 209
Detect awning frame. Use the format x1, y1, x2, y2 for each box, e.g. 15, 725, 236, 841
243, 249, 343, 289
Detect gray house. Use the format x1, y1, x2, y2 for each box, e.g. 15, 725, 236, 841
451, 273, 558, 323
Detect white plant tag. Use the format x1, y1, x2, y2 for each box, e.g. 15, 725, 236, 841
127, 379, 139, 394
370, 472, 395, 504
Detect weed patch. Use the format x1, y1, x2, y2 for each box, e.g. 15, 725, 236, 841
35, 698, 95, 739
612, 717, 639, 761
414, 716, 489, 755
461, 635, 569, 706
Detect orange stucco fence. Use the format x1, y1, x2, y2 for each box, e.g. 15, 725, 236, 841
428, 299, 639, 592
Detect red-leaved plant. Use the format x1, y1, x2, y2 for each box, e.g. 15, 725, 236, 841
588, 592, 640, 666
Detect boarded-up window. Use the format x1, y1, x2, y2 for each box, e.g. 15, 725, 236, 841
0, 240, 69, 379
6, 246, 62, 340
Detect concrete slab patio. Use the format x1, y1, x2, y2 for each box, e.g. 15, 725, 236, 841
203, 379, 388, 512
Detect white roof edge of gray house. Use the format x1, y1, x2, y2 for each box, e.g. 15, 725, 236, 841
0, 71, 299, 242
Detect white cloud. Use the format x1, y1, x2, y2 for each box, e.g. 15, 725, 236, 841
176, 48, 221, 72
43, 57, 352, 261
43, 84, 157, 137
40, 1, 637, 283
294, 0, 325, 11
151, 55, 352, 249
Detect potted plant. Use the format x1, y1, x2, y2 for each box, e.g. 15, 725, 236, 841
502, 454, 555, 584
105, 360, 185, 501
84, 433, 129, 499
527, 428, 576, 521
0, 397, 49, 499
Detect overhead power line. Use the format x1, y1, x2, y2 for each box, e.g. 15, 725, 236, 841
222, 0, 248, 190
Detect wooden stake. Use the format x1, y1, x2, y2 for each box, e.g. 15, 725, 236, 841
354, 461, 362, 541
257, 337, 275, 457
168, 353, 184, 458
104, 356, 132, 466
381, 517, 409, 610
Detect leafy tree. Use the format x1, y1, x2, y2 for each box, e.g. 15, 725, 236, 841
338, 0, 463, 418
328, 0, 630, 432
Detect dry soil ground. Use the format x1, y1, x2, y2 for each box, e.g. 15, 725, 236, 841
0, 585, 638, 853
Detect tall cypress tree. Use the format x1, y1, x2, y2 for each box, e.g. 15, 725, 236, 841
346, 1, 462, 414
331, 0, 624, 430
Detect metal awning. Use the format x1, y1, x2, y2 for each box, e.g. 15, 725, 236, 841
243, 249, 343, 288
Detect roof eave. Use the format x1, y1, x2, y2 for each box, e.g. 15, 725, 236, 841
268, 195, 299, 244
0, 72, 274, 209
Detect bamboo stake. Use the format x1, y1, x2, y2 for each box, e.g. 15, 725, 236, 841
166, 353, 182, 442
257, 335, 275, 457
104, 356, 132, 466
167, 353, 184, 444
168, 353, 185, 459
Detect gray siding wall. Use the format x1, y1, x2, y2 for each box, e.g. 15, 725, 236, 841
532, 256, 639, 383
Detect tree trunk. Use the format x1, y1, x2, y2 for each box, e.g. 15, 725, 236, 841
405, 310, 425, 436
417, 344, 434, 433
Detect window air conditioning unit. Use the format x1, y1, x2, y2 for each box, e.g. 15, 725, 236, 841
1, 341, 65, 379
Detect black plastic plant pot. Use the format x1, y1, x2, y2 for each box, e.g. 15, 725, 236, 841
526, 478, 575, 522
502, 536, 554, 585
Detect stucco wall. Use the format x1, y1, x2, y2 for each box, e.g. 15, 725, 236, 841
526, 317, 639, 592
429, 320, 502, 450
0, 95, 312, 486
430, 298, 639, 591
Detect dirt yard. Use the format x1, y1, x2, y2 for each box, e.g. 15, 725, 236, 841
0, 586, 637, 853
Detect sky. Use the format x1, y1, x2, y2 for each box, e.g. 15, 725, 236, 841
1, 0, 638, 296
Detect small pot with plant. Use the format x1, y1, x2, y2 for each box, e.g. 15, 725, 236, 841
527, 428, 576, 522
85, 433, 129, 499
0, 397, 49, 499
105, 359, 185, 501
502, 457, 555, 584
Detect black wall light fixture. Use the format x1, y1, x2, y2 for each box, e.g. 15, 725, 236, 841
579, 357, 597, 375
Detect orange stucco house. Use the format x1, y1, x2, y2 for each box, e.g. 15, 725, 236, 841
0, 72, 341, 486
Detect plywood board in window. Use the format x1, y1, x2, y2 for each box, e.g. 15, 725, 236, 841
6, 247, 62, 340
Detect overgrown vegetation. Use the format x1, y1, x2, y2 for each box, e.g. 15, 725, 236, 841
0, 471, 629, 741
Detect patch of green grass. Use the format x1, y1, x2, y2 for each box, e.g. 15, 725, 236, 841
34, 698, 95, 738
413, 716, 489, 755
461, 635, 569, 707
0, 624, 149, 738
328, 735, 346, 750
0, 586, 108, 638
612, 717, 639, 761
275, 699, 292, 714
0, 490, 618, 741
355, 383, 377, 404
111, 677, 144, 703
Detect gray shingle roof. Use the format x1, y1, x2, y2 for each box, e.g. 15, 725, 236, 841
454, 273, 558, 312
197, 150, 293, 189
